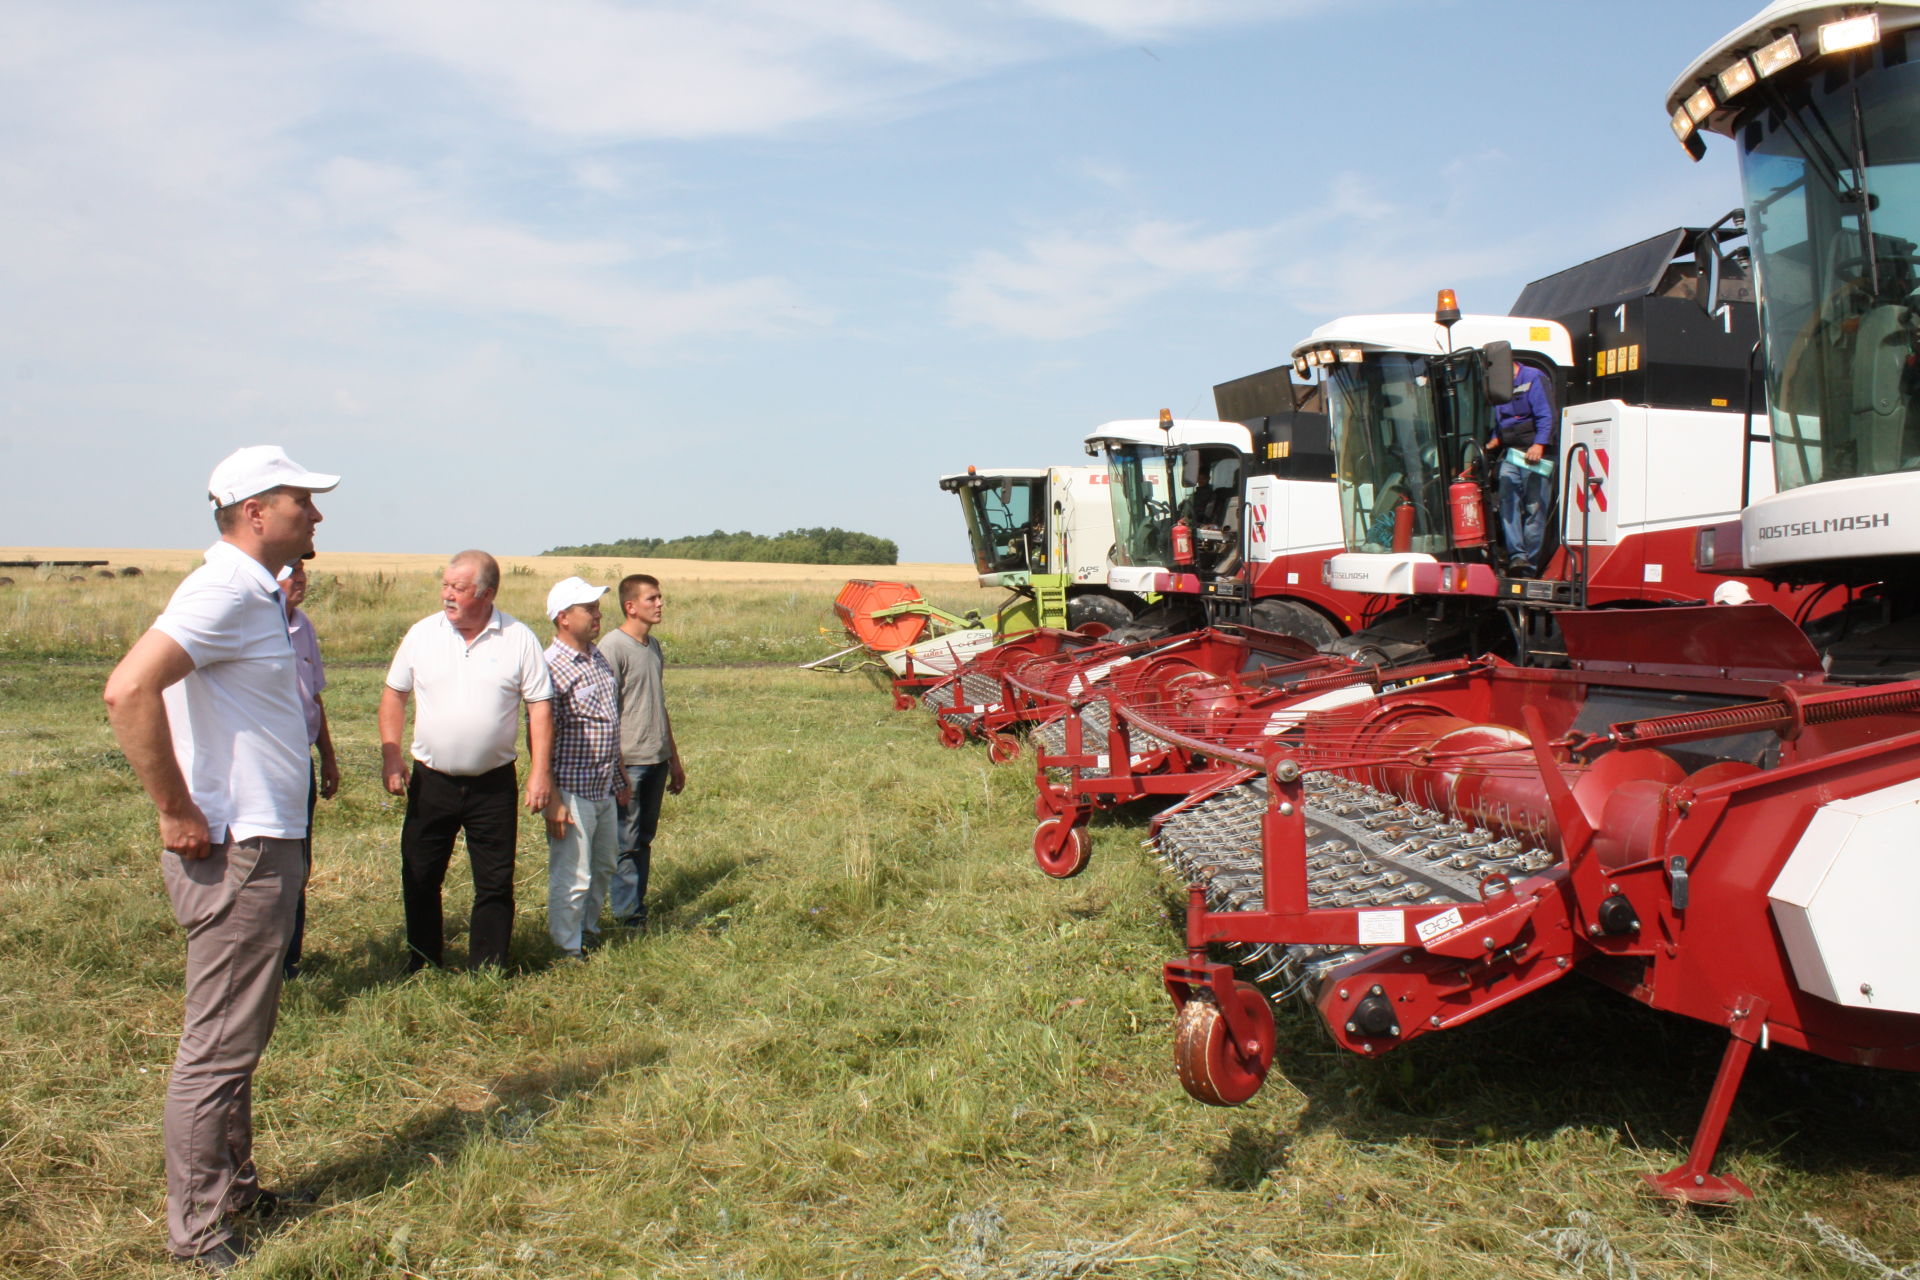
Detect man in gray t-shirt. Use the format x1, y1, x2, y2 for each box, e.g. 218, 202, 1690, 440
598, 573, 686, 929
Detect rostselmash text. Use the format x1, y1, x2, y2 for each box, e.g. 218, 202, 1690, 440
1755, 512, 1890, 540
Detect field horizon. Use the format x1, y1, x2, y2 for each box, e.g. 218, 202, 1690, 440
0, 546, 981, 586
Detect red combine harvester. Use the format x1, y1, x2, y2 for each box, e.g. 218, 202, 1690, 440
1146, 0, 1920, 1201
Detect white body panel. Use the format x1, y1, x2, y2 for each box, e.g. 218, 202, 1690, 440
1243, 475, 1345, 563
1323, 552, 1437, 595
1769, 778, 1920, 1015
1107, 565, 1167, 593
1045, 463, 1120, 586
1563, 401, 1775, 547
1741, 472, 1906, 567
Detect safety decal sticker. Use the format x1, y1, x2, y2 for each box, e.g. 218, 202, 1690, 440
1357, 911, 1405, 944
1415, 906, 1464, 943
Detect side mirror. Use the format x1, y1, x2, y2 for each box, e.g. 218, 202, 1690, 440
1693, 226, 1725, 317
1483, 340, 1514, 405
999, 478, 1014, 505
1180, 449, 1204, 489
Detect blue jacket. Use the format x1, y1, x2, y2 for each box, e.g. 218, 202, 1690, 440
1492, 366, 1555, 450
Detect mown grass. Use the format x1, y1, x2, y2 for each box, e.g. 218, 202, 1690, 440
2, 576, 1919, 1278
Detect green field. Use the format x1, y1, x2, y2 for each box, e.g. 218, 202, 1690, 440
2, 571, 1917, 1278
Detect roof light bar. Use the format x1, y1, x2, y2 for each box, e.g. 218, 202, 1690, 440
1684, 84, 1717, 124
1819, 12, 1880, 54
1716, 56, 1757, 99
1671, 104, 1697, 144
1754, 31, 1802, 77
1293, 355, 1311, 378
1336, 347, 1364, 363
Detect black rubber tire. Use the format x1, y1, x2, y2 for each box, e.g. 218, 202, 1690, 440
1066, 593, 1135, 636
1247, 598, 1340, 649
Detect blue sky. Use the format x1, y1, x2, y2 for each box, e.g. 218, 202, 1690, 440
2, 0, 1763, 561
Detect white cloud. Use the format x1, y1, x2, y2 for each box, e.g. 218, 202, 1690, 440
305, 0, 1324, 141
944, 164, 1564, 341
343, 213, 820, 349
1014, 0, 1320, 40
309, 0, 993, 140
948, 219, 1267, 340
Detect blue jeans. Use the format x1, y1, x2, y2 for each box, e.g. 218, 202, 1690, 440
611, 762, 670, 925
1497, 459, 1554, 572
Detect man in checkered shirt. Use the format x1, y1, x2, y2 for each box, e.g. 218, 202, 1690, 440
540, 577, 631, 960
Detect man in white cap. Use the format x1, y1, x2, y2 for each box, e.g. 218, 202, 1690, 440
540, 576, 630, 960
103, 445, 338, 1270
379, 550, 554, 972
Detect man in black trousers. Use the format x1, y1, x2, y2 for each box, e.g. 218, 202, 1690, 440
379, 549, 554, 971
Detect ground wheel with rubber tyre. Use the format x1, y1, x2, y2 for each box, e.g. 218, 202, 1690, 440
1247, 598, 1339, 649
1032, 817, 1092, 878
1174, 982, 1277, 1105
988, 734, 1021, 765
1066, 592, 1135, 637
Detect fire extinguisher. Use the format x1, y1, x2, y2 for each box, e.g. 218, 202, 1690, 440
1449, 470, 1487, 547
1171, 518, 1194, 566
1390, 498, 1414, 553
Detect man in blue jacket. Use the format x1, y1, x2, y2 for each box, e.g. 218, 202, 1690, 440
1484, 358, 1557, 577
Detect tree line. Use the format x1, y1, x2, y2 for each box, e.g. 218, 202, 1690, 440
543, 527, 898, 565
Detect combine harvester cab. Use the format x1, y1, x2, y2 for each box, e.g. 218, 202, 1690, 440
1088, 407, 1380, 644
940, 463, 1142, 635
1677, 1, 1920, 682
909, 463, 1134, 756
1151, 604, 1920, 1201
1299, 230, 1832, 667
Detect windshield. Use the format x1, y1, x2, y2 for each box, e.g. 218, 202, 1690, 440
1325, 352, 1486, 554
1105, 443, 1177, 566
1739, 34, 1920, 490
959, 477, 1046, 574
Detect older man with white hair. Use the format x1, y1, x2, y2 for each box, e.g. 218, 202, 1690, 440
104, 445, 338, 1270
380, 550, 554, 972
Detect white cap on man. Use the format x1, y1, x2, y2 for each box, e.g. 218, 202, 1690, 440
546, 576, 608, 620
208, 445, 341, 509
1712, 580, 1754, 606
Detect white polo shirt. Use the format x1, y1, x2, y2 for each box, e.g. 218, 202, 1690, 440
151, 541, 310, 843
385, 607, 553, 776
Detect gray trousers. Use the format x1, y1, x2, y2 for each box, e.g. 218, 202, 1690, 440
160, 836, 305, 1259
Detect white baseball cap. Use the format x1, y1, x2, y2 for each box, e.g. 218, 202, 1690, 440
547, 575, 608, 619
208, 445, 341, 509
1712, 580, 1754, 606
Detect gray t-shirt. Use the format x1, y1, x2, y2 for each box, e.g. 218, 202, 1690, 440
598, 628, 673, 766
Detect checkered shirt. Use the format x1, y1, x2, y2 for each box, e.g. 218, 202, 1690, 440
544, 639, 623, 799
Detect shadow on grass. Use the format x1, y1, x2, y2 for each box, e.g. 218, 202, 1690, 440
250, 1042, 666, 1245
642, 847, 767, 931
1214, 979, 1920, 1191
